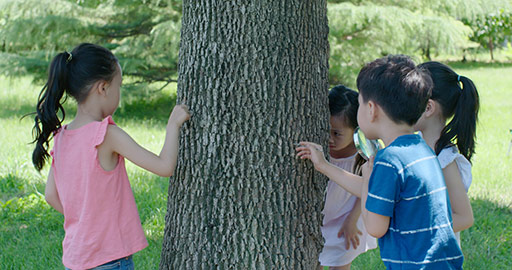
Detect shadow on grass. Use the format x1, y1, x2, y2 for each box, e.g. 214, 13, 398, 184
462, 198, 512, 269
0, 89, 176, 129
0, 101, 37, 120
115, 91, 177, 126
0, 173, 41, 202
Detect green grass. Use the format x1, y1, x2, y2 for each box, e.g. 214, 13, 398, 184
1, 60, 511, 269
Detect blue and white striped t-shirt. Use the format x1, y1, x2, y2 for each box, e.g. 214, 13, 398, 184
366, 134, 463, 270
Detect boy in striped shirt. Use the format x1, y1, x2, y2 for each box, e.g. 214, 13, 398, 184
297, 55, 463, 269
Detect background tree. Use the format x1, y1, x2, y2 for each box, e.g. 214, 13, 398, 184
3, 0, 512, 91
0, 0, 182, 97
463, 9, 512, 61
325, 0, 512, 86
159, 1, 330, 268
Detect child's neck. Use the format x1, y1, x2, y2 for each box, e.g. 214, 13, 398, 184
329, 143, 357, 159
68, 104, 105, 129
420, 121, 445, 151
378, 122, 416, 147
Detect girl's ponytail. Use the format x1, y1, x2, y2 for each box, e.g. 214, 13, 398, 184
32, 52, 70, 171
30, 43, 118, 171
421, 61, 480, 163
437, 76, 479, 162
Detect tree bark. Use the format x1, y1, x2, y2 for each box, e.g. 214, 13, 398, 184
160, 1, 329, 269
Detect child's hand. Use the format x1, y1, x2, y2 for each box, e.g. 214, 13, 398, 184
338, 213, 362, 250
168, 104, 191, 128
295, 142, 328, 172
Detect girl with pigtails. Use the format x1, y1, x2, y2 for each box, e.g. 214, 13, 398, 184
414, 61, 479, 246
31, 43, 190, 269
318, 85, 377, 270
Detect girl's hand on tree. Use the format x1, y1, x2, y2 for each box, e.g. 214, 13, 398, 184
295, 142, 328, 172
338, 213, 362, 250
168, 104, 191, 128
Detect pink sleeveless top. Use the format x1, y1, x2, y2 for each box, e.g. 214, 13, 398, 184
50, 116, 148, 269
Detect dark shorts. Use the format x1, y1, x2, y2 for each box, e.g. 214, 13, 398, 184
65, 255, 134, 270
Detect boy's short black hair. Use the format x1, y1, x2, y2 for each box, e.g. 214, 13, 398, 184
356, 55, 433, 126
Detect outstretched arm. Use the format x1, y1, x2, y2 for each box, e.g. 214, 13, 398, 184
296, 142, 363, 197
443, 161, 474, 232
102, 104, 190, 177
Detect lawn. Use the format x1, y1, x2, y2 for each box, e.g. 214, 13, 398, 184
1, 61, 511, 269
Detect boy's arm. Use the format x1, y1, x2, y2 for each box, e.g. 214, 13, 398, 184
296, 142, 363, 197
361, 156, 390, 238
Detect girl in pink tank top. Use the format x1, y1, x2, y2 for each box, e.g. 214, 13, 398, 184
30, 43, 190, 270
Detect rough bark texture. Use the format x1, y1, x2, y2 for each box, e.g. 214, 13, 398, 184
160, 1, 329, 269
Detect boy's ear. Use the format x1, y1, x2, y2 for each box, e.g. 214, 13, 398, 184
368, 100, 378, 122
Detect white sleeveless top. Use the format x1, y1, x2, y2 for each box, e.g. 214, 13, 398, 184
438, 145, 472, 246
438, 146, 472, 191
322, 154, 357, 224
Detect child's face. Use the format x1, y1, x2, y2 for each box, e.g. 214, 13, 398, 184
413, 111, 427, 132
357, 94, 377, 140
328, 115, 355, 153
104, 63, 123, 116
357, 94, 370, 135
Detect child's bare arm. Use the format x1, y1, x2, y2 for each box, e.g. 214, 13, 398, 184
103, 105, 190, 177
360, 156, 389, 238
363, 211, 389, 238
45, 167, 64, 214
296, 142, 363, 197
443, 162, 474, 232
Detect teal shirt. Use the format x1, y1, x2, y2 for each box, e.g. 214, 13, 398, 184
366, 134, 463, 269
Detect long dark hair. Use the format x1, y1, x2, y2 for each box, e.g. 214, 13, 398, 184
31, 43, 118, 171
418, 61, 479, 162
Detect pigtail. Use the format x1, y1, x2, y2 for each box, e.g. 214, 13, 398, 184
435, 76, 479, 162
352, 153, 366, 176
32, 52, 70, 171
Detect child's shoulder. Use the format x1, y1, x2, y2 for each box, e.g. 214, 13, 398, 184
386, 134, 429, 153
377, 134, 435, 168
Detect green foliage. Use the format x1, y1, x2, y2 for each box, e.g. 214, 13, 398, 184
2, 0, 512, 91
327, 3, 417, 86
0, 0, 181, 93
463, 9, 512, 60
327, 1, 475, 86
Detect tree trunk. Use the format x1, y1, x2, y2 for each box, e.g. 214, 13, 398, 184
489, 36, 494, 61
160, 1, 329, 269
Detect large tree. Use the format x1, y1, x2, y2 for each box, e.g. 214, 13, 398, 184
159, 1, 330, 268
